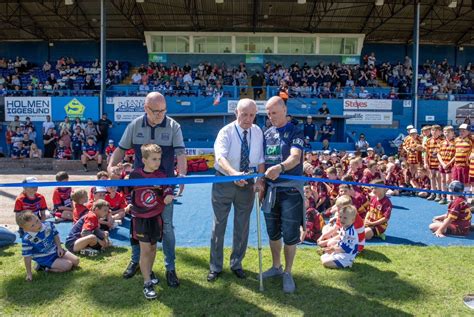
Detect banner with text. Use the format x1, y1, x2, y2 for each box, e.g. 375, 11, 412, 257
343, 99, 392, 111
5, 97, 52, 121
228, 100, 267, 114
344, 111, 393, 125
447, 101, 474, 126
113, 96, 146, 122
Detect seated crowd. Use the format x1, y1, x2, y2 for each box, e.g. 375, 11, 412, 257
0, 56, 128, 96
4, 114, 135, 172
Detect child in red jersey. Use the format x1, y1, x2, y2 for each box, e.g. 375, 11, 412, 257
429, 181, 472, 237
105, 186, 128, 221
71, 189, 89, 223
105, 139, 117, 164
65, 199, 111, 254
88, 186, 114, 231
437, 126, 456, 204
129, 144, 174, 300
124, 148, 135, 164
14, 177, 48, 224
52, 171, 73, 221
301, 207, 325, 243
411, 167, 431, 198
364, 179, 393, 240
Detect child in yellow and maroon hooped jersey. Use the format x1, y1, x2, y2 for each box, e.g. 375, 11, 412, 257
437, 126, 456, 204
452, 124, 472, 185
424, 125, 444, 202
429, 181, 471, 237
403, 128, 423, 181
364, 180, 393, 241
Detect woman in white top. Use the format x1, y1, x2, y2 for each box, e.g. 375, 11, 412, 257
29, 143, 42, 158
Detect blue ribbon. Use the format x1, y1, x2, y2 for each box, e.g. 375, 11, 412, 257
1, 173, 472, 197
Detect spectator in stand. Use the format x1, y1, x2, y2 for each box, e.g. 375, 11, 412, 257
56, 139, 72, 160
355, 133, 370, 158
43, 127, 57, 158
42, 61, 51, 72
138, 81, 150, 96
12, 142, 29, 159
59, 126, 72, 149
320, 117, 335, 142
304, 116, 317, 141
29, 143, 42, 158
83, 75, 95, 90
358, 86, 370, 99
59, 117, 71, 132
43, 115, 54, 134
105, 140, 116, 164
97, 113, 112, 154
131, 70, 142, 84
9, 115, 21, 131
374, 143, 385, 156
81, 136, 103, 172
71, 126, 85, 160
73, 117, 86, 131
251, 71, 264, 100
84, 119, 98, 141
318, 102, 330, 115
367, 52, 376, 68
22, 133, 34, 153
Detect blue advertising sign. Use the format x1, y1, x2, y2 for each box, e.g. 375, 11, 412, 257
52, 97, 99, 121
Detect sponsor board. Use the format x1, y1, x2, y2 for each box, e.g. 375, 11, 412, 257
113, 96, 146, 122
5, 97, 52, 121
185, 148, 214, 156
344, 111, 393, 125
343, 99, 392, 110
52, 97, 99, 121
228, 100, 267, 114
447, 101, 474, 125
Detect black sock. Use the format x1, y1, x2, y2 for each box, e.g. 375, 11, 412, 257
83, 164, 87, 168
98, 163, 102, 168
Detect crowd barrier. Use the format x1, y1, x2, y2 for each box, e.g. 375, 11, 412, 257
2, 174, 472, 197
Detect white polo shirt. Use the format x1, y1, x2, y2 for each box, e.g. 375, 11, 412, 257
214, 121, 265, 175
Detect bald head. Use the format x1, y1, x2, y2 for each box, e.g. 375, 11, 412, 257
145, 91, 166, 107
144, 92, 167, 126
266, 96, 287, 128
236, 98, 257, 130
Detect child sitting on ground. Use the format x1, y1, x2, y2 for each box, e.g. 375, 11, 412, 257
429, 181, 472, 237
65, 199, 111, 254
72, 189, 89, 223
88, 186, 115, 231
52, 171, 73, 221
14, 177, 49, 225
18, 211, 79, 281
301, 207, 325, 243
105, 186, 128, 221
364, 179, 393, 241
320, 205, 361, 269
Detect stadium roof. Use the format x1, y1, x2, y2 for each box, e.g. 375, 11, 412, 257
0, 0, 472, 45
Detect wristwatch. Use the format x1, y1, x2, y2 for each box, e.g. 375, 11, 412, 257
279, 163, 286, 173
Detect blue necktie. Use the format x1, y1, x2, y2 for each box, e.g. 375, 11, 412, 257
240, 130, 250, 172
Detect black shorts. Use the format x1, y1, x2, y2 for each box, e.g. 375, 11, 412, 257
131, 215, 163, 245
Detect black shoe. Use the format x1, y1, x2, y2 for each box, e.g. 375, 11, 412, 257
143, 281, 157, 300
166, 270, 180, 288
232, 268, 246, 279
150, 271, 159, 285
207, 271, 221, 282
122, 261, 139, 279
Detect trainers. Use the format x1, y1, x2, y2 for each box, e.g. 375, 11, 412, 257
80, 248, 99, 256
166, 270, 180, 288
439, 198, 448, 205
34, 263, 46, 272
434, 194, 441, 202
143, 281, 157, 300
282, 272, 296, 294
123, 261, 139, 279
261, 266, 284, 279
150, 271, 160, 285
83, 167, 88, 172
427, 194, 436, 200
379, 233, 386, 241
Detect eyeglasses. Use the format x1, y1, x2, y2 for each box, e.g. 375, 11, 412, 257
148, 108, 166, 115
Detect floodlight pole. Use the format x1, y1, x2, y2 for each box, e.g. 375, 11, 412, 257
100, 0, 106, 117
412, 1, 420, 128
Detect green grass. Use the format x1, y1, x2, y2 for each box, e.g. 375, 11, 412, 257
1, 245, 473, 316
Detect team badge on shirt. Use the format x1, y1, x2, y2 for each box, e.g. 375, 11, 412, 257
161, 133, 170, 141
140, 189, 158, 208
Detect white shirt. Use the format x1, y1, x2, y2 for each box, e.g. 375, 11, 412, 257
214, 121, 265, 175
42, 121, 55, 133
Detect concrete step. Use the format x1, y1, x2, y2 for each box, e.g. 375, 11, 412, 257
0, 158, 103, 172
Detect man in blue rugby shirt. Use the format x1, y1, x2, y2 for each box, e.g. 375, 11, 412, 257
261, 96, 305, 294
